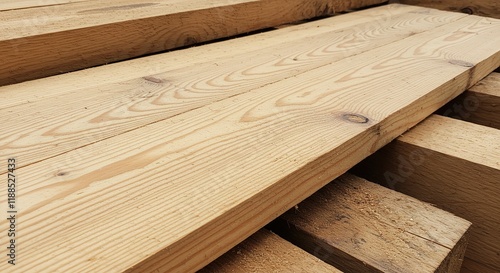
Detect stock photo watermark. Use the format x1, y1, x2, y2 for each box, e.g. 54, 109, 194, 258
383, 92, 480, 189
6, 158, 17, 266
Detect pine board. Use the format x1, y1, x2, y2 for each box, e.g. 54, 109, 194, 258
1, 4, 424, 109
271, 174, 470, 273
0, 9, 500, 273
0, 5, 467, 169
354, 115, 500, 273
200, 229, 342, 273
0, 0, 90, 11
0, 0, 388, 85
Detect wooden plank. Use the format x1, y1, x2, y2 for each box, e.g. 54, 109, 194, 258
200, 229, 342, 273
353, 115, 500, 273
270, 174, 470, 273
392, 0, 500, 19
0, 5, 466, 169
0, 0, 90, 11
1, 4, 425, 109
1, 14, 499, 273
438, 72, 500, 129
0, 0, 389, 86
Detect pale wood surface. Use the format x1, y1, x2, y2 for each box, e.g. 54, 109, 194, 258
0, 0, 91, 11
272, 173, 470, 273
200, 229, 342, 273
0, 4, 425, 109
0, 0, 388, 85
0, 8, 499, 273
392, 0, 500, 19
470, 72, 500, 97
0, 5, 467, 169
355, 115, 500, 273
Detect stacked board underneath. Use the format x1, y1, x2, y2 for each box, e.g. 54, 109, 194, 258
354, 72, 500, 273
203, 173, 471, 273
1, 4, 500, 272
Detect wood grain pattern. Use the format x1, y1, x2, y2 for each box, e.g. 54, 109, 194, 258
392, 0, 500, 19
0, 5, 465, 169
200, 229, 342, 273
0, 4, 421, 109
0, 0, 90, 11
439, 72, 500, 129
354, 115, 500, 273
271, 174, 470, 273
0, 12, 499, 273
0, 0, 388, 85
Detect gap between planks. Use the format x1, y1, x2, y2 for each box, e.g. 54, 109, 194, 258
437, 72, 500, 129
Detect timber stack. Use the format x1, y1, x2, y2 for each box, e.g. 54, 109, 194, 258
0, 0, 498, 272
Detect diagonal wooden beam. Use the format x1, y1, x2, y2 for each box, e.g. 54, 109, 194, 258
0, 0, 388, 85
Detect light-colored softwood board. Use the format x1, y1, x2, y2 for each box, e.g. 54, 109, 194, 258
0, 5, 469, 170
0, 0, 91, 11
470, 72, 500, 97
1, 12, 499, 273
439, 72, 500, 129
391, 0, 500, 19
199, 229, 342, 273
0, 0, 389, 85
0, 4, 426, 109
353, 115, 500, 273
271, 173, 470, 273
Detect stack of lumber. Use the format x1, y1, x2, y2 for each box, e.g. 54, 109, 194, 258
203, 174, 471, 273
354, 73, 500, 273
0, 1, 499, 272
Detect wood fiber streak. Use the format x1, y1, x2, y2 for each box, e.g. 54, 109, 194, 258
0, 0, 89, 11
